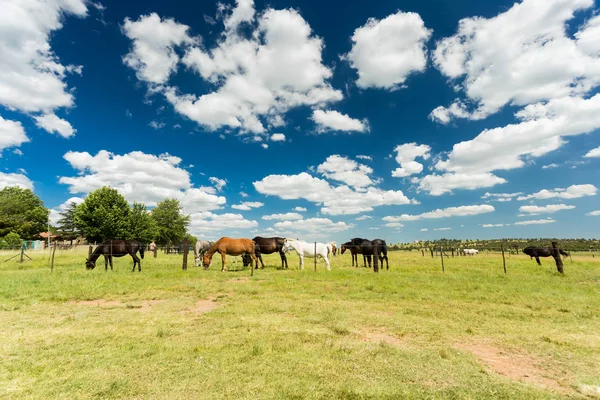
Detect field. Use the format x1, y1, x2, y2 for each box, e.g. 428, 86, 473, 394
1, 248, 599, 399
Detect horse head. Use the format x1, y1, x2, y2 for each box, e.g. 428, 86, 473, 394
281, 240, 293, 253
201, 254, 212, 269
85, 258, 96, 270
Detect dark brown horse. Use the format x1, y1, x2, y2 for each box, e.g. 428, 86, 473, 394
523, 246, 569, 266
252, 236, 288, 269
85, 240, 144, 272
202, 237, 258, 272
350, 238, 389, 272
341, 242, 365, 267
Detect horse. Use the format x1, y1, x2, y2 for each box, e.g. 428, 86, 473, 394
523, 246, 569, 266
463, 248, 479, 256
327, 242, 337, 257
252, 237, 288, 269
350, 238, 388, 272
202, 237, 258, 272
341, 242, 364, 267
194, 240, 214, 267
85, 240, 144, 272
282, 238, 331, 271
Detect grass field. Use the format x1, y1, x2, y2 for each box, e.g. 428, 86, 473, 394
1, 248, 599, 399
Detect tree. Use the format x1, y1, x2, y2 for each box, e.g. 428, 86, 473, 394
0, 187, 48, 239
126, 203, 158, 244
74, 187, 130, 242
151, 199, 190, 245
0, 232, 22, 250
56, 201, 81, 242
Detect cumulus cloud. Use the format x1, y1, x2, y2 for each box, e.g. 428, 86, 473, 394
517, 184, 597, 201
188, 211, 258, 235
311, 110, 368, 133
431, 0, 600, 122
344, 11, 431, 90
391, 143, 431, 178
417, 173, 506, 196
0, 116, 29, 154
587, 210, 600, 216
316, 155, 374, 188
209, 177, 227, 191
482, 192, 523, 202
356, 155, 372, 161
293, 207, 307, 212
270, 133, 286, 142
254, 171, 413, 215
482, 224, 506, 228
384, 222, 404, 228
231, 201, 264, 211
34, 113, 76, 138
124, 1, 343, 136
262, 212, 303, 221
584, 147, 600, 158
273, 217, 350, 233
58, 150, 226, 213
356, 215, 372, 221
49, 197, 84, 226
0, 171, 33, 190
383, 204, 494, 222
0, 0, 89, 140
519, 204, 575, 214
514, 218, 556, 226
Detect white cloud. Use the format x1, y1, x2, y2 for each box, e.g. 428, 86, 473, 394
434, 227, 451, 231
273, 217, 350, 233
356, 215, 372, 221
270, 133, 286, 142
344, 11, 431, 90
0, 0, 88, 140
383, 204, 494, 222
542, 163, 560, 169
519, 204, 575, 214
482, 192, 523, 201
482, 224, 506, 228
254, 172, 413, 215
384, 222, 404, 228
122, 13, 196, 85
587, 210, 600, 216
517, 184, 597, 201
262, 212, 303, 221
49, 197, 84, 225
124, 2, 343, 136
239, 191, 249, 198
209, 177, 227, 191
59, 150, 226, 213
0, 116, 29, 154
391, 143, 431, 178
356, 155, 371, 161
420, 228, 428, 232
316, 155, 374, 188
34, 113, 75, 138
312, 110, 368, 133
584, 147, 600, 158
417, 173, 506, 196
261, 143, 268, 149
514, 218, 556, 226
0, 171, 33, 190
149, 120, 165, 129
294, 207, 307, 212
231, 201, 264, 211
188, 211, 258, 235
431, 0, 600, 122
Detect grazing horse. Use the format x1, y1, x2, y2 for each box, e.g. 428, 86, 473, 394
252, 236, 288, 269
194, 240, 214, 267
350, 238, 388, 272
341, 241, 365, 267
202, 237, 258, 272
282, 239, 331, 271
523, 246, 569, 266
85, 240, 144, 272
463, 248, 479, 256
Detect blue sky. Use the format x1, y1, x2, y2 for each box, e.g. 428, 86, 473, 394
1, 0, 600, 243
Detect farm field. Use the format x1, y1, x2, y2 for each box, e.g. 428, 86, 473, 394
1, 249, 599, 399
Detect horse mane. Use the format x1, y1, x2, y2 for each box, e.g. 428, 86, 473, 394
203, 241, 220, 260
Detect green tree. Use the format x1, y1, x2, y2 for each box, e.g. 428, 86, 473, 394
56, 201, 81, 242
0, 187, 48, 239
126, 202, 159, 244
74, 187, 130, 242
1, 232, 22, 250
151, 199, 190, 245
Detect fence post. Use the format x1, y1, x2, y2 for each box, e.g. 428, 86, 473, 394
51, 241, 57, 273
19, 246, 24, 264
314, 242, 317, 272
88, 245, 93, 259
551, 241, 564, 274
501, 242, 507, 275
440, 246, 445, 272
182, 239, 188, 271
421, 249, 424, 257
430, 248, 434, 258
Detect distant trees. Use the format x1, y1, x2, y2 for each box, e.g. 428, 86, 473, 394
0, 187, 48, 239
0, 232, 22, 250
56, 201, 81, 242
74, 187, 131, 243
127, 202, 158, 244
151, 199, 190, 245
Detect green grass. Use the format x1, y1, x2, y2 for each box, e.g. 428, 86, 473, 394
1, 248, 599, 399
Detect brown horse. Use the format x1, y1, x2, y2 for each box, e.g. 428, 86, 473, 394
341, 242, 364, 267
202, 237, 258, 273
252, 236, 288, 269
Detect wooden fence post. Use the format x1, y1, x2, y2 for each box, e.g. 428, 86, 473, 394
88, 245, 93, 259
440, 246, 445, 272
182, 239, 188, 271
421, 249, 424, 257
501, 242, 507, 275
51, 241, 57, 273
430, 248, 434, 258
314, 242, 317, 272
551, 241, 564, 274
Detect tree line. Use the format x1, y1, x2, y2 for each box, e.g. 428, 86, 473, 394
391, 238, 600, 252
0, 186, 193, 248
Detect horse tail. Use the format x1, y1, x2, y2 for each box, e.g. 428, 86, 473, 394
139, 243, 145, 259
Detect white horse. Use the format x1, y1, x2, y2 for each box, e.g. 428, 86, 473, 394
194, 240, 214, 266
463, 248, 479, 256
282, 238, 331, 271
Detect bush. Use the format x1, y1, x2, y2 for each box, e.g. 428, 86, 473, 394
1, 232, 22, 250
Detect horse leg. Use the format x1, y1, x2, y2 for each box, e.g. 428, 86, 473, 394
221, 253, 227, 272
256, 251, 264, 269
109, 255, 113, 271
299, 255, 304, 270
279, 250, 287, 269
363, 255, 367, 268
325, 253, 331, 271
104, 255, 108, 271
535, 256, 541, 266
373, 251, 379, 273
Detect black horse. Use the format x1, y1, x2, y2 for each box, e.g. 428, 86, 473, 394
252, 237, 288, 269
341, 242, 364, 267
85, 240, 144, 272
523, 246, 569, 266
350, 238, 389, 272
